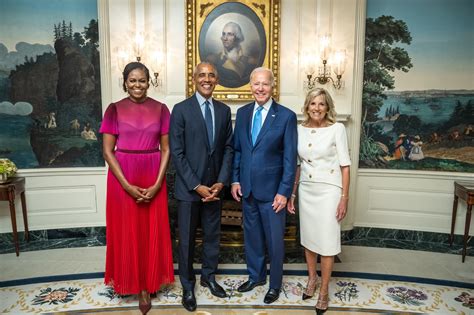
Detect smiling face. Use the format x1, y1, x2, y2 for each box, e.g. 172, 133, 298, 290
193, 63, 218, 99
125, 68, 149, 103
250, 69, 273, 105
307, 95, 329, 125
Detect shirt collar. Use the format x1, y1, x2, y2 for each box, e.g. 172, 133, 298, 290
195, 92, 213, 107
253, 98, 272, 112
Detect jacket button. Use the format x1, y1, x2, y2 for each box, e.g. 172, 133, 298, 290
330, 169, 334, 173
308, 159, 312, 163
309, 174, 312, 178
308, 143, 312, 147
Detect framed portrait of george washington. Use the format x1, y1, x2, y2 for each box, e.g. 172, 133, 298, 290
186, 0, 280, 101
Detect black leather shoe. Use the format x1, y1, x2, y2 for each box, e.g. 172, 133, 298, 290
237, 279, 266, 292
200, 279, 227, 298
181, 290, 197, 312
263, 288, 280, 304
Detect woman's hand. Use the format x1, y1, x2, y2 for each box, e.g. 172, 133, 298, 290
336, 197, 348, 222
287, 195, 296, 214
140, 184, 162, 202
124, 184, 148, 203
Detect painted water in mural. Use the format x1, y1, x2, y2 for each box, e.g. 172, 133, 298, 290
360, 0, 474, 172
0, 0, 103, 168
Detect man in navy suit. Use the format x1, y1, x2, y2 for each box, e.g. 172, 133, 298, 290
170, 62, 233, 312
231, 67, 297, 304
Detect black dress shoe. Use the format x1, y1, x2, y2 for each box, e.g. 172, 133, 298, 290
263, 288, 280, 304
181, 290, 197, 312
237, 279, 266, 292
200, 279, 227, 298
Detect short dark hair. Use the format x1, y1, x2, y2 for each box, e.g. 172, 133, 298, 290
122, 62, 150, 92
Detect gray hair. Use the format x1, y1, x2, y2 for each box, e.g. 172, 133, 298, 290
222, 22, 244, 43
250, 67, 275, 87
192, 61, 219, 78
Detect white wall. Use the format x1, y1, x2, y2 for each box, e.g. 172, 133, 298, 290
1, 0, 471, 237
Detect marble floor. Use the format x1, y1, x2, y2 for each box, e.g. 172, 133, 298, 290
1, 246, 473, 284
1, 246, 473, 314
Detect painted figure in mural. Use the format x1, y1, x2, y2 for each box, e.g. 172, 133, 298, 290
47, 112, 57, 129
205, 21, 258, 88
70, 119, 80, 135
464, 124, 473, 138
100, 62, 174, 315
408, 135, 424, 161
81, 125, 97, 140
169, 62, 233, 312
288, 88, 351, 314
393, 133, 407, 160
231, 67, 297, 305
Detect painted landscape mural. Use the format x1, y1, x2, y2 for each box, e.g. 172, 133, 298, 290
0, 0, 103, 168
360, 0, 474, 172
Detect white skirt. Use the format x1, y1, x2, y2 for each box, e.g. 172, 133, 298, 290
298, 182, 341, 256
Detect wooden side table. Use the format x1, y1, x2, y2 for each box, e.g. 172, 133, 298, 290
0, 176, 29, 256
449, 181, 473, 262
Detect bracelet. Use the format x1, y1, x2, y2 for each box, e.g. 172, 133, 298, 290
291, 193, 296, 198
341, 193, 349, 199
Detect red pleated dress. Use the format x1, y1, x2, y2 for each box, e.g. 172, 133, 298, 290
100, 97, 174, 295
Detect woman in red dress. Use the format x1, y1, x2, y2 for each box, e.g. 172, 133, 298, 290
100, 62, 174, 314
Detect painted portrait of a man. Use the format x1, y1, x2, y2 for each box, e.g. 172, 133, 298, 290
199, 2, 266, 88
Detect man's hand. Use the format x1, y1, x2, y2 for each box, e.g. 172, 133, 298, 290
201, 182, 223, 202
272, 194, 287, 213
231, 183, 242, 202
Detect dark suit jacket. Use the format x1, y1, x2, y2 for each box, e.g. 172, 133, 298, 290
170, 94, 233, 202
232, 100, 297, 201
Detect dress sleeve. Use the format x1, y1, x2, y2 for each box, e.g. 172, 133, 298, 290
99, 103, 118, 135
160, 103, 171, 135
335, 123, 351, 166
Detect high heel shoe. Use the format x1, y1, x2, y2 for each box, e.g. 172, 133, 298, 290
138, 290, 151, 314
315, 292, 329, 314
302, 277, 319, 300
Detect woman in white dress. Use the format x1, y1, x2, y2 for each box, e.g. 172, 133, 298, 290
288, 88, 351, 314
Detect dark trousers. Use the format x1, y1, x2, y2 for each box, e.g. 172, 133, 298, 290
242, 194, 286, 289
177, 199, 222, 291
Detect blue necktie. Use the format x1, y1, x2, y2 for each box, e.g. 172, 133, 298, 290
204, 100, 213, 148
252, 106, 263, 145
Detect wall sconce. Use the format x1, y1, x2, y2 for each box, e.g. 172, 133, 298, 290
115, 32, 163, 89
303, 34, 346, 91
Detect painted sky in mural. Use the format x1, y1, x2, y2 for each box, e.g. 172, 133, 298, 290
367, 0, 473, 91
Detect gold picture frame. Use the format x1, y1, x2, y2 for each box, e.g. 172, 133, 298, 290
186, 0, 280, 101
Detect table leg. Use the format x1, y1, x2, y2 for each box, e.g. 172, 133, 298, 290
20, 191, 29, 242
450, 195, 458, 246
462, 204, 472, 263
8, 190, 19, 256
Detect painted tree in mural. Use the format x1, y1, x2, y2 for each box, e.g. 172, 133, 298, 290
360, 15, 412, 166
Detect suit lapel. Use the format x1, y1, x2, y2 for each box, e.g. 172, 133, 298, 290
190, 95, 210, 151
253, 101, 278, 148
211, 99, 221, 152
245, 103, 254, 147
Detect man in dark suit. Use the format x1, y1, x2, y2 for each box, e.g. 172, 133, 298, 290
170, 62, 233, 312
231, 67, 297, 304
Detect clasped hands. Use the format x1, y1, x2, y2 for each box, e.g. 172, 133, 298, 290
125, 184, 160, 203
196, 183, 223, 202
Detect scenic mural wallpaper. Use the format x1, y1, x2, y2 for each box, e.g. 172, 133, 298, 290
0, 0, 103, 168
360, 0, 474, 172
